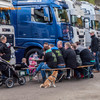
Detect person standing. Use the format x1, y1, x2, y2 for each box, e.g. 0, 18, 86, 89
0, 35, 11, 61
0, 35, 11, 72
90, 31, 100, 72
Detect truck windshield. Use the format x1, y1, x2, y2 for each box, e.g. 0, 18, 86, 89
0, 10, 11, 25
54, 8, 69, 23
71, 15, 84, 28
91, 20, 100, 31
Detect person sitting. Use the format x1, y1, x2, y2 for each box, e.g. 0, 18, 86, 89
29, 56, 37, 73
39, 42, 49, 59
75, 41, 95, 66
49, 44, 65, 82
20, 58, 29, 75
64, 42, 80, 79
57, 41, 66, 59
33, 45, 57, 82
71, 44, 82, 66
75, 41, 95, 78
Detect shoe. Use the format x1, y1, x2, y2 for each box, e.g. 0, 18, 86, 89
33, 75, 38, 80
92, 70, 99, 73
66, 76, 71, 80
76, 75, 81, 79
90, 74, 94, 78
33, 71, 37, 77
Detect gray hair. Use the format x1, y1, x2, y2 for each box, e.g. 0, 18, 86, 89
0, 35, 6, 42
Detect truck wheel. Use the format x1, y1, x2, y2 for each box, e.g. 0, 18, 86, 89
25, 48, 40, 64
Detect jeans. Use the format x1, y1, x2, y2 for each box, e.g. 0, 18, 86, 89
95, 52, 100, 71
36, 62, 51, 80
82, 62, 95, 75
67, 68, 81, 78
57, 65, 66, 78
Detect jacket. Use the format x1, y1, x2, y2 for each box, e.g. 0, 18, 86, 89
64, 48, 77, 68
44, 49, 57, 68
90, 35, 99, 52
59, 47, 66, 59
0, 42, 11, 61
77, 45, 95, 64
51, 47, 65, 65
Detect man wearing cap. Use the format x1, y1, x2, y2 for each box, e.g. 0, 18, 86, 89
90, 31, 99, 72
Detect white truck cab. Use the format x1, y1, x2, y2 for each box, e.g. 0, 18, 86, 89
64, 0, 85, 46
81, 1, 100, 47
0, 0, 15, 64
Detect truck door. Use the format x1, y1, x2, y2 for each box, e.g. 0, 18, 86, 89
31, 6, 56, 44
17, 6, 32, 38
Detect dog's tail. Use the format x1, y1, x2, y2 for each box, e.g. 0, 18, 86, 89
40, 84, 44, 88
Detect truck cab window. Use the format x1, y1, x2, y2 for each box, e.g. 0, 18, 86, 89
31, 7, 52, 23
0, 10, 10, 25
54, 8, 69, 23
71, 15, 84, 28
91, 20, 100, 31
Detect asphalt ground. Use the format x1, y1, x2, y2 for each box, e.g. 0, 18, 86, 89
0, 73, 100, 100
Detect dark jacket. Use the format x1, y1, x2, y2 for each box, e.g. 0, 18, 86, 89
80, 49, 95, 64
90, 35, 99, 52
51, 47, 65, 65
21, 63, 28, 68
44, 49, 57, 68
0, 42, 11, 61
64, 48, 77, 68
0, 62, 7, 71
39, 49, 44, 59
59, 47, 66, 59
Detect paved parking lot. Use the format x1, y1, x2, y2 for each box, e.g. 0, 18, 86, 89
0, 73, 100, 100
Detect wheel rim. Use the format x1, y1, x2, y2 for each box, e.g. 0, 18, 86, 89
19, 77, 26, 85
6, 79, 14, 88
28, 53, 38, 63
0, 81, 3, 86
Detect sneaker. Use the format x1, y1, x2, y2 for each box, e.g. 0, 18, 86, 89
92, 70, 99, 73
66, 76, 71, 80
33, 71, 37, 77
33, 75, 38, 80
90, 74, 94, 78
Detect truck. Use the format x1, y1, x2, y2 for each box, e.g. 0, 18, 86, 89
64, 0, 85, 46
11, 0, 73, 64
81, 1, 100, 47
0, 0, 15, 64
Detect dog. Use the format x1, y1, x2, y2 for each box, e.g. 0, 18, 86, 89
40, 71, 58, 88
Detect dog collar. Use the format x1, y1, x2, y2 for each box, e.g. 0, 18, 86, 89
51, 75, 56, 79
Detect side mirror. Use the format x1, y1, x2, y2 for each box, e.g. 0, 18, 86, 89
44, 7, 50, 22
31, 8, 34, 15
85, 19, 89, 29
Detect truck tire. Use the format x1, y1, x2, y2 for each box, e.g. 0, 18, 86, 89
25, 48, 40, 64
